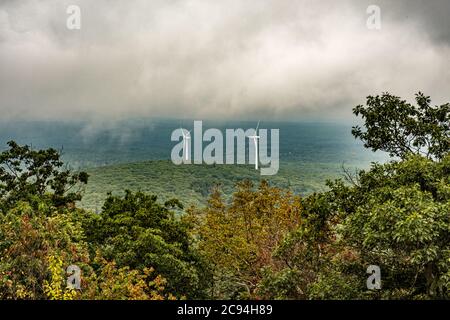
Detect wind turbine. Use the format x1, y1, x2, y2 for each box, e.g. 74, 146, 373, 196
181, 127, 191, 161
247, 121, 260, 170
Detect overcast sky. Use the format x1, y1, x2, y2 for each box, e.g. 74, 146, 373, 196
0, 0, 449, 121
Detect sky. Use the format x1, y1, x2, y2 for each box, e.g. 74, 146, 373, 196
0, 0, 449, 122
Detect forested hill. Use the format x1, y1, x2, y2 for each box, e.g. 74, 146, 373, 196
79, 159, 348, 211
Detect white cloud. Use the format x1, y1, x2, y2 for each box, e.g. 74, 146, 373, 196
0, 0, 449, 121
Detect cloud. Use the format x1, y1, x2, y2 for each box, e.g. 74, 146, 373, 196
0, 0, 449, 121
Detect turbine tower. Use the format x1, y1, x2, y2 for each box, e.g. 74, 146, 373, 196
181, 127, 191, 161
247, 121, 260, 170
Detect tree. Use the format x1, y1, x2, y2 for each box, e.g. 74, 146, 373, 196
0, 199, 176, 300
309, 154, 450, 300
0, 141, 89, 211
80, 252, 175, 300
189, 181, 303, 299
338, 155, 450, 299
0, 201, 90, 299
257, 155, 449, 300
257, 192, 339, 299
352, 92, 449, 160
81, 190, 211, 299
256, 90, 450, 299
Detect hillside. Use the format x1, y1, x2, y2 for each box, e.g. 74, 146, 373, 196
78, 159, 352, 211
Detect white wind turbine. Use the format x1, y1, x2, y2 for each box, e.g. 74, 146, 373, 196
247, 121, 260, 170
181, 127, 191, 161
